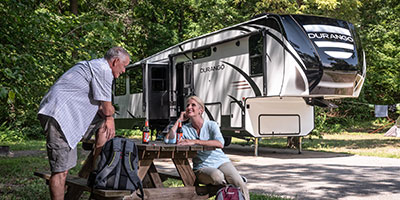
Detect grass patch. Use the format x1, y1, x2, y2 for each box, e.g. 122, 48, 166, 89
0, 140, 46, 151
250, 193, 292, 200
0, 154, 50, 199
162, 178, 184, 187
1, 140, 290, 200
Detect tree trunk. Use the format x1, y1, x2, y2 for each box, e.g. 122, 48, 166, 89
296, 0, 303, 8
70, 0, 78, 16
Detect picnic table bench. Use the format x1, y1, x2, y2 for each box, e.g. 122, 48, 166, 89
35, 140, 221, 199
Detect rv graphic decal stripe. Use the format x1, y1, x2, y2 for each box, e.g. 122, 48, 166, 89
236, 87, 251, 90
303, 25, 351, 36
228, 95, 245, 112
234, 83, 249, 87
314, 41, 354, 50
264, 31, 307, 72
324, 51, 353, 59
204, 107, 214, 121
222, 61, 262, 97
232, 80, 247, 84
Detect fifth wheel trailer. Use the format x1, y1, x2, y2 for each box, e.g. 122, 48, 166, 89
113, 14, 366, 149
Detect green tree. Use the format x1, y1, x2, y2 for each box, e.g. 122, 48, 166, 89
1, 0, 399, 141
359, 0, 400, 104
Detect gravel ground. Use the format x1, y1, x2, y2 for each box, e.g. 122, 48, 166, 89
155, 144, 400, 200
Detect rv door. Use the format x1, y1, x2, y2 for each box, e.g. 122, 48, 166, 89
175, 61, 194, 114
145, 62, 169, 120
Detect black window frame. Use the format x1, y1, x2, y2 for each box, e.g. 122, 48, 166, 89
249, 33, 264, 76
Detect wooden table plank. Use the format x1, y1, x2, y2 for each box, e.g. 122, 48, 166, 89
190, 145, 203, 151
161, 145, 176, 151
122, 187, 209, 200
176, 145, 190, 151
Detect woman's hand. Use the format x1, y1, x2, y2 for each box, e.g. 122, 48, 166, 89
179, 111, 188, 122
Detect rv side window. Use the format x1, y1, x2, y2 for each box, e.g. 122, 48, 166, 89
151, 67, 167, 92
114, 73, 127, 96
249, 34, 263, 76
127, 67, 143, 94
184, 63, 192, 86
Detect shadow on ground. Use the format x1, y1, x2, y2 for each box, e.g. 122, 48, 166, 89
239, 161, 400, 200
223, 144, 352, 159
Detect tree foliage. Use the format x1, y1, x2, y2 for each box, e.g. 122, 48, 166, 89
359, 0, 400, 104
0, 0, 399, 140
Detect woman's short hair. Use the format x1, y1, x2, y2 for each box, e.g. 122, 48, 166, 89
104, 47, 130, 61
186, 96, 204, 111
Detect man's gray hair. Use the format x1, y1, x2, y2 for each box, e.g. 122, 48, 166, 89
104, 47, 130, 61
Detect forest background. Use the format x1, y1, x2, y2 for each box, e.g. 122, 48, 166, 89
1, 0, 399, 141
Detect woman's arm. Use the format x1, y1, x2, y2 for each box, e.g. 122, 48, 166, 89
178, 121, 224, 148
178, 139, 223, 148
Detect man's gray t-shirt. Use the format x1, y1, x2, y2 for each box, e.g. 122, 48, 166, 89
38, 58, 113, 149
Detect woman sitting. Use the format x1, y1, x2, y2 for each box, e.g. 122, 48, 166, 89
164, 95, 249, 200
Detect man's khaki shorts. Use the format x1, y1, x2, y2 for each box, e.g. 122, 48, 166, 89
38, 114, 77, 173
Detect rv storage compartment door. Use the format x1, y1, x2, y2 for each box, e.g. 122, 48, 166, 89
244, 97, 314, 137
230, 101, 242, 128
259, 115, 300, 134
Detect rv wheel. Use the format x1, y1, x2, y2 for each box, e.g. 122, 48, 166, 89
223, 136, 232, 146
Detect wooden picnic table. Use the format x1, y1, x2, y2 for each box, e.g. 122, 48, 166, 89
56, 140, 218, 199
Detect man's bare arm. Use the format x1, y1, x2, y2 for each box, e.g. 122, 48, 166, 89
100, 101, 115, 140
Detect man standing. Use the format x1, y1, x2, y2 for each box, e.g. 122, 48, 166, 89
37, 47, 130, 200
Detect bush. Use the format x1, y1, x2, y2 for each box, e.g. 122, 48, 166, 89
0, 122, 26, 142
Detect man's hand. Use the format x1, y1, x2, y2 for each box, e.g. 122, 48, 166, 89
98, 101, 115, 140
102, 117, 115, 140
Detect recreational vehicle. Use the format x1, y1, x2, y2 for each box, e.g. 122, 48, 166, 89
113, 14, 366, 147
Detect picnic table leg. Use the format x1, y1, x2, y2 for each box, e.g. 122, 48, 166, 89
64, 148, 95, 199
138, 159, 153, 180
172, 158, 196, 186
148, 162, 163, 188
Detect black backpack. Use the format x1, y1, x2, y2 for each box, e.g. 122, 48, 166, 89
88, 137, 144, 199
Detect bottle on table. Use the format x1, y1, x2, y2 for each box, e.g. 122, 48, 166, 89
142, 120, 150, 144
176, 121, 183, 144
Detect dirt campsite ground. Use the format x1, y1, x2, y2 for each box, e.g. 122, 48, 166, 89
155, 144, 400, 200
